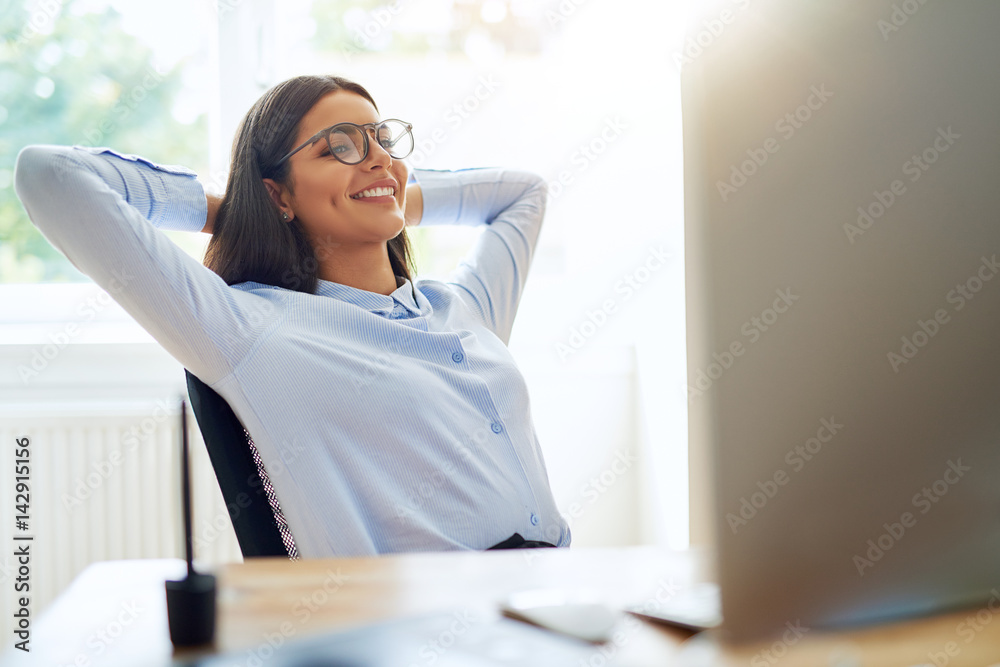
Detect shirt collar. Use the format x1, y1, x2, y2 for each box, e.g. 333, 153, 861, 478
314, 275, 427, 319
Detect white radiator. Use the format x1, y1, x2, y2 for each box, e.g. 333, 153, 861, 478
0, 401, 243, 647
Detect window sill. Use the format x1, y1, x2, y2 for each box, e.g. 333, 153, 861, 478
0, 283, 155, 345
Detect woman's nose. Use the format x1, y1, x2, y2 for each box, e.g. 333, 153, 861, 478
365, 131, 393, 167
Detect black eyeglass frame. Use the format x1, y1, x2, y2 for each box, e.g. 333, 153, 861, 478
275, 119, 414, 166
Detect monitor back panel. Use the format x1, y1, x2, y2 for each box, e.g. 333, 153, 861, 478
682, 0, 1000, 643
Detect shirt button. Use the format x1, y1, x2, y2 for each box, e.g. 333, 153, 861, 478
452, 351, 464, 363
530, 513, 539, 526
491, 422, 503, 434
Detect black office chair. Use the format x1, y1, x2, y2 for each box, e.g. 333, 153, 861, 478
184, 370, 299, 559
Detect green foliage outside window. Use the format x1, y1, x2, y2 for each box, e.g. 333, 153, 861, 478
0, 0, 207, 283
308, 0, 545, 57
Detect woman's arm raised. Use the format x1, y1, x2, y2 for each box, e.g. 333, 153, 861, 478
14, 145, 278, 385
410, 167, 548, 345
404, 183, 423, 227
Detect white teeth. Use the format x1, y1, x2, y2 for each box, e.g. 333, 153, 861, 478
352, 186, 395, 199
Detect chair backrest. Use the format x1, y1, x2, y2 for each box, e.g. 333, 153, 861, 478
184, 370, 298, 559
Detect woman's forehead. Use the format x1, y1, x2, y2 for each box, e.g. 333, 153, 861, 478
296, 91, 378, 141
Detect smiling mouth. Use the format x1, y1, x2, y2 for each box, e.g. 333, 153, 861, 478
351, 186, 396, 200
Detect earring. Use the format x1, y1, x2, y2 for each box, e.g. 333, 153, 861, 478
282, 212, 290, 222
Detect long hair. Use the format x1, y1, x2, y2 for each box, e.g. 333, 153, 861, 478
204, 75, 416, 295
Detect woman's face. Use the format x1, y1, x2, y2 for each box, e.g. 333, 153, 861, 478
276, 91, 409, 254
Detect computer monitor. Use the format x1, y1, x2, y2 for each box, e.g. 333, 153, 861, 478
682, 0, 1000, 643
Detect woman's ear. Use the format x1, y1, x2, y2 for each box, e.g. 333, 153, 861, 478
262, 178, 294, 221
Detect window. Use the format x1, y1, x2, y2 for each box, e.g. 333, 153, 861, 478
2, 0, 212, 283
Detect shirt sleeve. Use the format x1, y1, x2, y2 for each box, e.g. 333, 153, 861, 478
13, 145, 281, 385
411, 167, 548, 345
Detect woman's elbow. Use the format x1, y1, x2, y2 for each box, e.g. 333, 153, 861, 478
14, 145, 72, 207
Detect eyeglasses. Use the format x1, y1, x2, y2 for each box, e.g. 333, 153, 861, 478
276, 119, 415, 166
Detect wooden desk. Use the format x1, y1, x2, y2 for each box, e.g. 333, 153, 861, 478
5, 546, 1000, 666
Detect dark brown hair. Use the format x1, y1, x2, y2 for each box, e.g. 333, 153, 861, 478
204, 75, 416, 295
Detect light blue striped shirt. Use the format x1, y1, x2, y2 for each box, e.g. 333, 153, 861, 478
14, 145, 571, 557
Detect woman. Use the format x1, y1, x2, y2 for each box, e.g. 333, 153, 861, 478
14, 74, 571, 558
